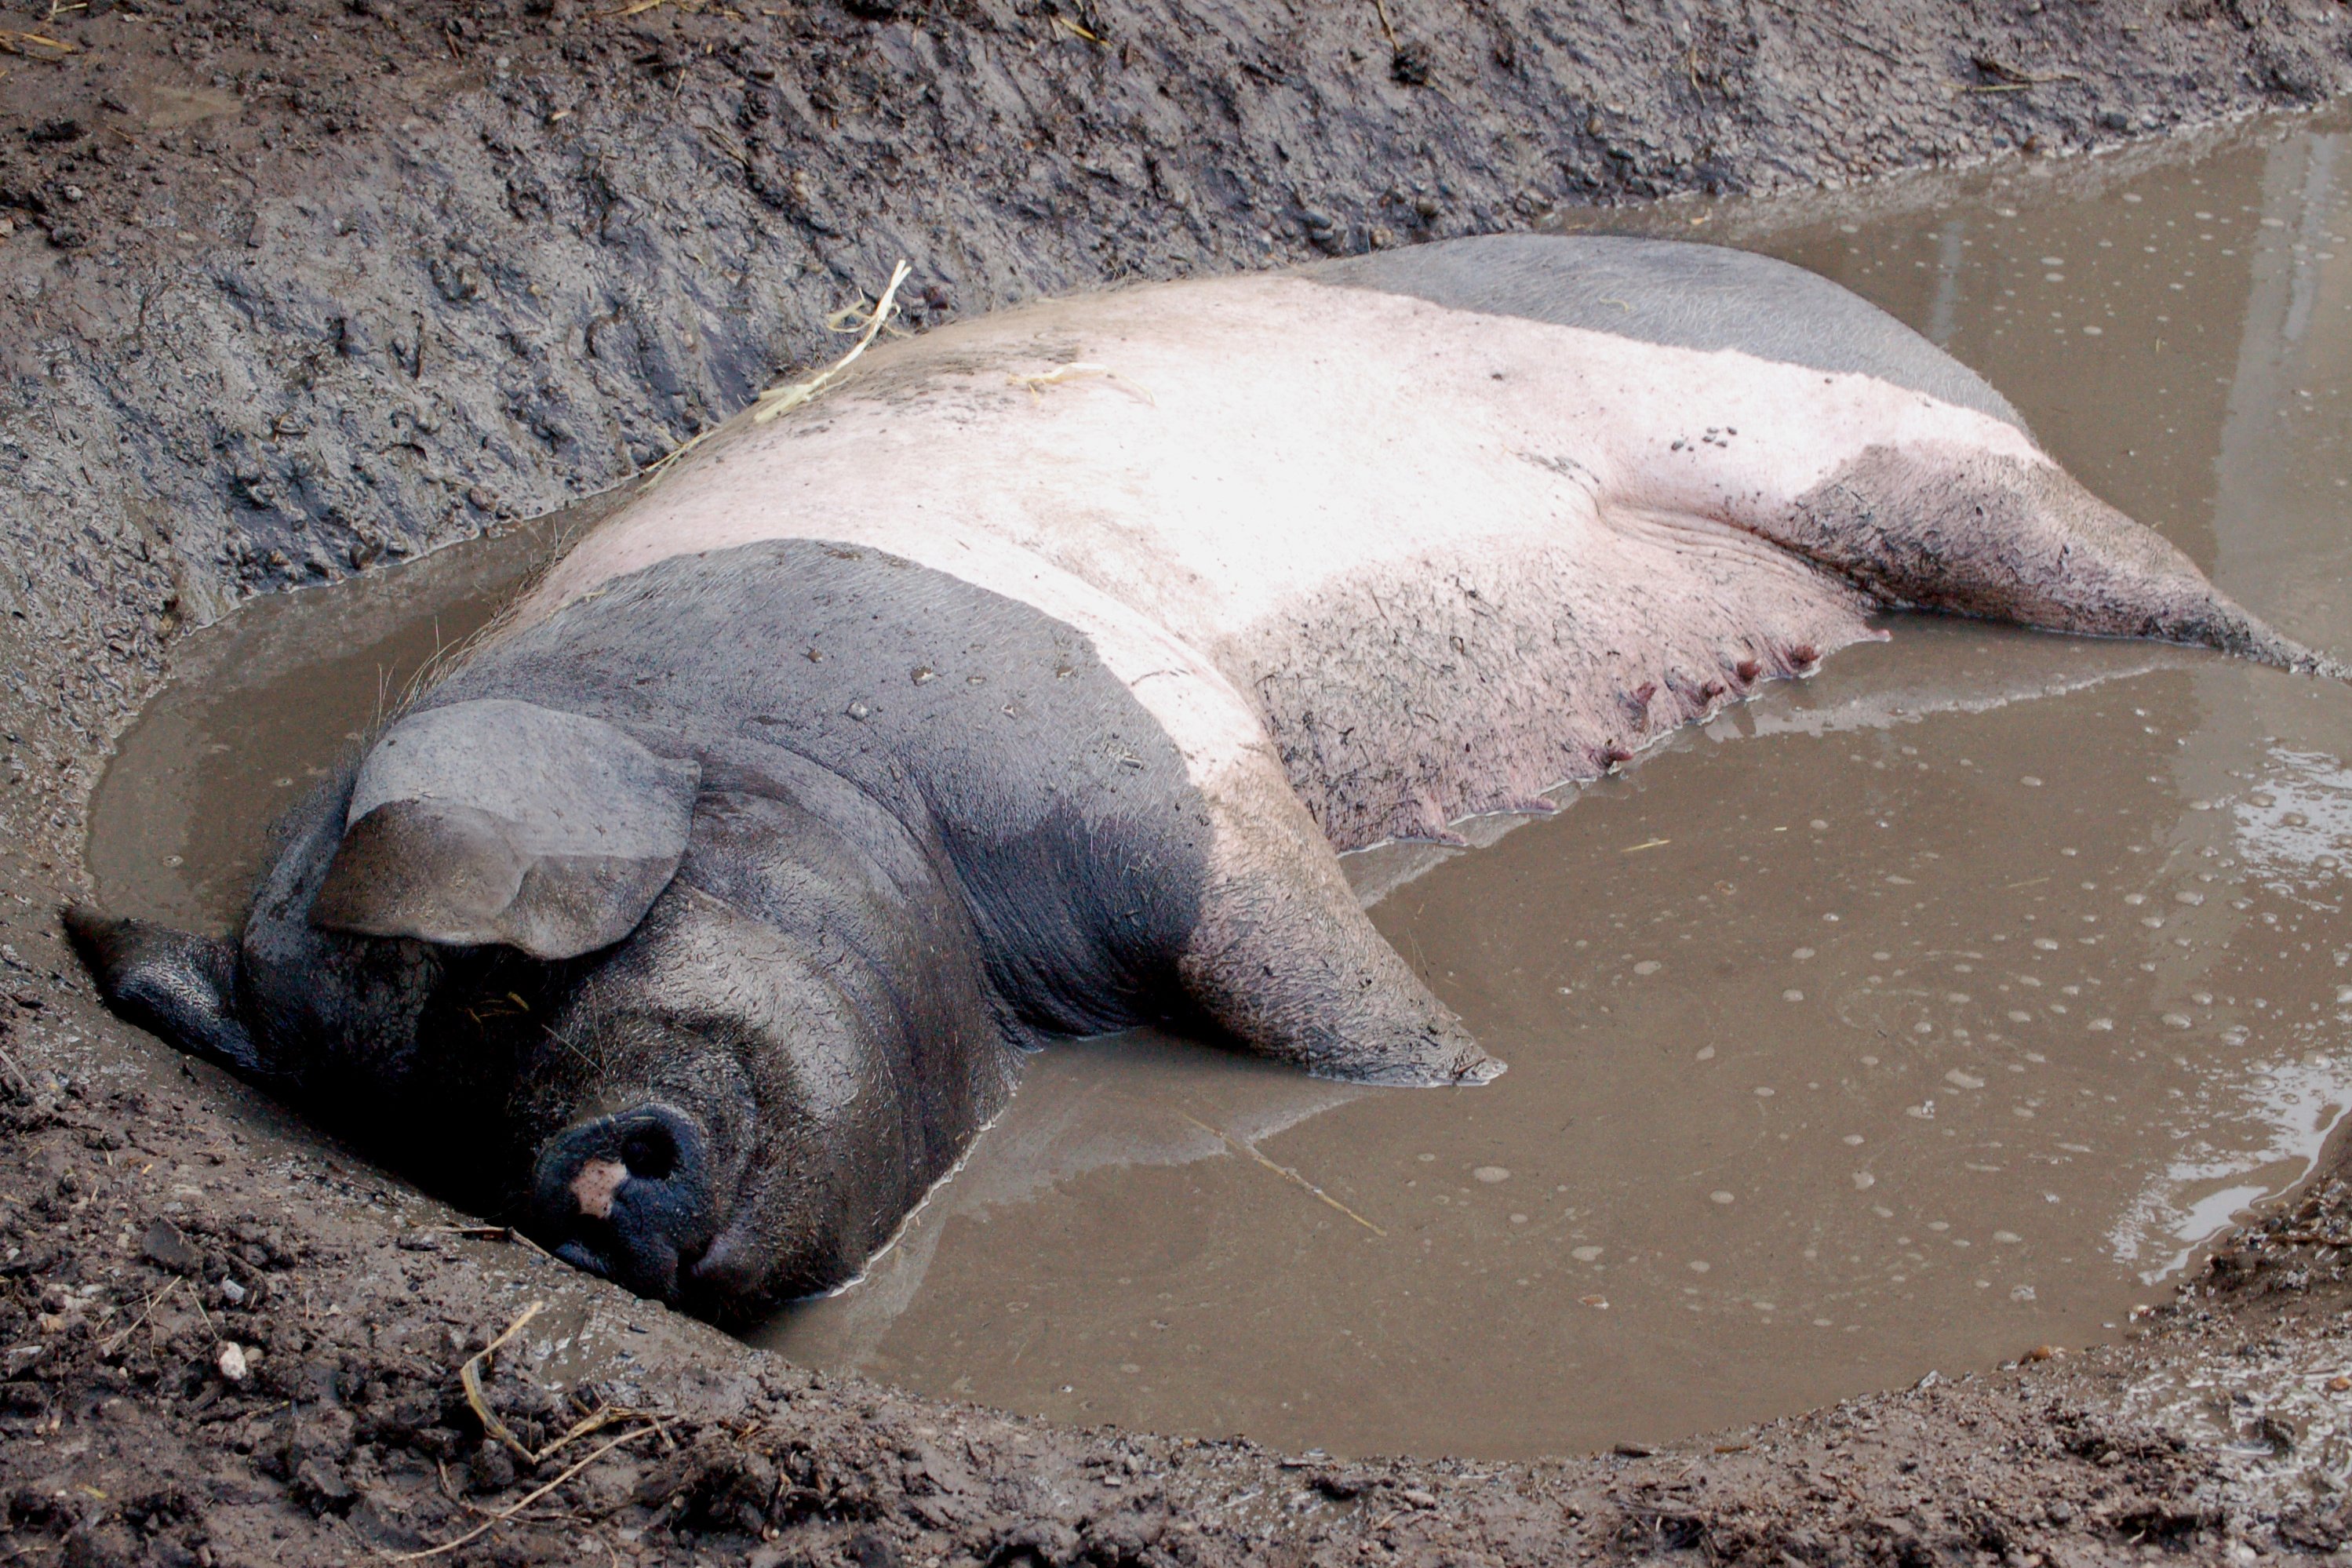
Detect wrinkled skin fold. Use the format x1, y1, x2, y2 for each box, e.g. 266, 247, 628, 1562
69, 235, 2346, 1322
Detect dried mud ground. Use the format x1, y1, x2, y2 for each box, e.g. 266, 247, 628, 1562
11, 0, 2352, 1563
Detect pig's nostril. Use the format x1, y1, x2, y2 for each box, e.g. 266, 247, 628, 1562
620, 1121, 677, 1181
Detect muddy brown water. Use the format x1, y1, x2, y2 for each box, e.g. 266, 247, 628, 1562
86, 111, 2352, 1461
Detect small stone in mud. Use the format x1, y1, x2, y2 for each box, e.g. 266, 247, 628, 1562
217, 1342, 251, 1382
141, 1217, 201, 1275
1473, 1166, 1509, 1184
1572, 1246, 1604, 1261
1709, 1191, 1734, 1205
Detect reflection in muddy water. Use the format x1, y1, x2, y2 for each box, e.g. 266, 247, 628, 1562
86, 111, 2352, 1461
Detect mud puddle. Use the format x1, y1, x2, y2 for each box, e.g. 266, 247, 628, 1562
84, 500, 617, 931
84, 111, 2352, 1461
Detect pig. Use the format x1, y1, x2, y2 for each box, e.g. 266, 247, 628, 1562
71, 235, 2342, 1321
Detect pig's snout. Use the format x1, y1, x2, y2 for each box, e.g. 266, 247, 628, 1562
530, 1104, 717, 1303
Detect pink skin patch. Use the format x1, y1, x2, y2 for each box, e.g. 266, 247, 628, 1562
511, 271, 2310, 863
514, 275, 2037, 845
570, 1157, 628, 1219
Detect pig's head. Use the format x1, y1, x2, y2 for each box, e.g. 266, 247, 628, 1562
71, 699, 963, 1323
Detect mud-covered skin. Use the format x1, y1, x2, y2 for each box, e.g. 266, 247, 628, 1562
1786, 446, 2347, 672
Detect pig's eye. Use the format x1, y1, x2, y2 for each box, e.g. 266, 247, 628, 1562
621, 1121, 679, 1181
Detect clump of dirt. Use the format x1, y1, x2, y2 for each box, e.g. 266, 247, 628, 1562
9, 0, 2352, 1562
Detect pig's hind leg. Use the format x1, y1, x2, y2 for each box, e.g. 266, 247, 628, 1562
1777, 445, 2347, 679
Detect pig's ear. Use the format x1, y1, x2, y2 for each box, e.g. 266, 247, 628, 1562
64, 908, 274, 1079
309, 700, 700, 961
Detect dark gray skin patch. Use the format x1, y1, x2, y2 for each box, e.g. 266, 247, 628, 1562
435, 540, 1218, 1040
1309, 233, 2027, 431
416, 541, 1231, 1312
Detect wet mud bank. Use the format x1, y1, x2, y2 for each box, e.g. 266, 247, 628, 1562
13, 0, 2352, 1563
